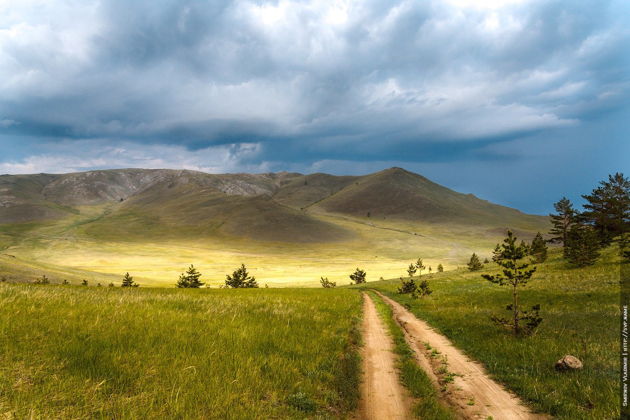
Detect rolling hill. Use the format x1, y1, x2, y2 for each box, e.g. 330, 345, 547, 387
1, 167, 546, 240
0, 167, 550, 286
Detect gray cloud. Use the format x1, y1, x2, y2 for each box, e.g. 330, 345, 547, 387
0, 0, 628, 212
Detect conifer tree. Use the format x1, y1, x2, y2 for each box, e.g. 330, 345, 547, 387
492, 244, 502, 262
34, 275, 49, 284
530, 232, 548, 263
349, 268, 367, 284
225, 264, 258, 288
467, 253, 483, 271
437, 264, 444, 272
417, 279, 432, 298
565, 224, 601, 267
549, 197, 576, 254
398, 277, 417, 295
121, 272, 139, 287
482, 231, 542, 336
320, 277, 336, 288
407, 263, 417, 277
581, 173, 630, 244
177, 264, 204, 288
415, 258, 425, 274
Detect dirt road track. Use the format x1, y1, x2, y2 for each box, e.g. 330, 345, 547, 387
378, 292, 547, 420
360, 294, 413, 420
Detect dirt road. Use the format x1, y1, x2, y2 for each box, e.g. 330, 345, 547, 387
378, 292, 546, 420
360, 294, 412, 420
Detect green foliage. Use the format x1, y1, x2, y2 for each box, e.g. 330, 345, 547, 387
581, 172, 630, 244
397, 277, 432, 298
319, 276, 336, 288
398, 277, 417, 295
481, 231, 541, 336
34, 275, 49, 285
225, 264, 258, 288
415, 258, 425, 274
176, 264, 204, 288
548, 197, 576, 254
349, 268, 366, 284
467, 253, 483, 271
121, 272, 139, 288
407, 263, 417, 277
565, 224, 601, 267
492, 243, 502, 262
530, 232, 548, 263
437, 264, 444, 273
417, 279, 432, 298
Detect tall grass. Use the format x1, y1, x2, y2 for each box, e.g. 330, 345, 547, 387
359, 246, 621, 419
0, 285, 362, 419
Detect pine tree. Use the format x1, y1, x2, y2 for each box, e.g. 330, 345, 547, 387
467, 253, 483, 271
581, 173, 630, 244
530, 232, 548, 263
437, 264, 444, 272
482, 231, 542, 336
415, 258, 425, 274
349, 268, 366, 284
519, 240, 531, 255
492, 244, 502, 262
565, 224, 601, 267
417, 279, 432, 298
398, 277, 417, 295
121, 272, 139, 287
549, 197, 576, 254
225, 264, 258, 288
320, 277, 336, 288
406, 263, 417, 277
177, 264, 204, 288
34, 275, 49, 284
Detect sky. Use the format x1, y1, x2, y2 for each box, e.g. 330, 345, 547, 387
0, 0, 628, 214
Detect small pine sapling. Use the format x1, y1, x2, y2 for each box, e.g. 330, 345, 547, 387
177, 264, 204, 288
121, 272, 139, 287
349, 268, 367, 284
225, 264, 258, 288
482, 230, 542, 336
467, 253, 483, 271
320, 277, 336, 288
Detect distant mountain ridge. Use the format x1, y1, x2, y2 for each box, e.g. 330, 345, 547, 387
0, 167, 547, 242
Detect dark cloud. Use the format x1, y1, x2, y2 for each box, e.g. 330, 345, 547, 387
0, 0, 628, 212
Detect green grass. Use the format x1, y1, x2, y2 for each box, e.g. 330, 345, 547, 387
0, 284, 362, 419
367, 291, 455, 419
357, 246, 621, 419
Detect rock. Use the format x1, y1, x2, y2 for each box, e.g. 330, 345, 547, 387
555, 355, 583, 371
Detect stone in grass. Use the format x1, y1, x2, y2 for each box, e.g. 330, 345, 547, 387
555, 355, 583, 371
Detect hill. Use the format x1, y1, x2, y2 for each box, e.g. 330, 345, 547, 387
0, 167, 550, 285
1, 167, 547, 238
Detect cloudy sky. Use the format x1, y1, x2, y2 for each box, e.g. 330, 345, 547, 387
0, 0, 628, 213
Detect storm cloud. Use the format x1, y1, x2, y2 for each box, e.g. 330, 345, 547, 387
0, 0, 628, 212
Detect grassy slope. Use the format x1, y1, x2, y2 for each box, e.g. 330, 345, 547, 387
356, 246, 621, 419
0, 285, 362, 419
